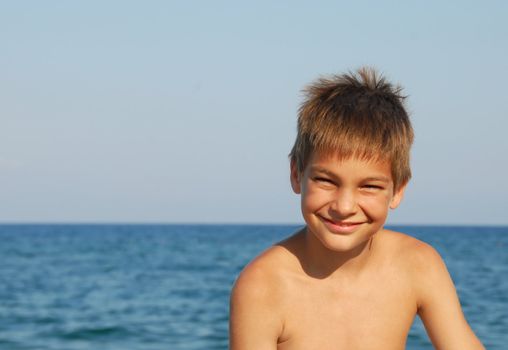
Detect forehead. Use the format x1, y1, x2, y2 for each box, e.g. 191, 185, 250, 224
306, 151, 393, 180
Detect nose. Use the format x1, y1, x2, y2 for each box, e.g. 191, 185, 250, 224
329, 188, 358, 217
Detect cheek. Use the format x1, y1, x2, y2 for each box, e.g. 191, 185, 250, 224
358, 195, 391, 217
302, 185, 333, 207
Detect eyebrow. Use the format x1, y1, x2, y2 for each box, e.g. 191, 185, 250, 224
311, 167, 391, 183
362, 176, 391, 183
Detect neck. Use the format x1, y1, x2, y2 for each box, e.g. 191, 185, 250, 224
301, 227, 377, 280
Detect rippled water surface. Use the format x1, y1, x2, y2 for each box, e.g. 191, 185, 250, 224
0, 225, 506, 349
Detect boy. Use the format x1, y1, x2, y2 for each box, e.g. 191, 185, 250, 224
229, 67, 484, 349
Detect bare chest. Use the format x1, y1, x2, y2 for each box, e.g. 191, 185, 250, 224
277, 272, 417, 350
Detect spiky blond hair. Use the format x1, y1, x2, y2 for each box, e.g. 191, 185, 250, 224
289, 67, 414, 190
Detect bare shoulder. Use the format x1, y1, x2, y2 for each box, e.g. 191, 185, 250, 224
233, 231, 303, 294
229, 238, 299, 349
380, 230, 485, 349
232, 243, 294, 301
387, 230, 451, 305
378, 229, 449, 296
380, 229, 443, 269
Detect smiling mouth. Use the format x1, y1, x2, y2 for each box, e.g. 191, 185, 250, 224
319, 216, 364, 234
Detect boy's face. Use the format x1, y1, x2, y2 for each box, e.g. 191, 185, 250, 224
290, 152, 406, 252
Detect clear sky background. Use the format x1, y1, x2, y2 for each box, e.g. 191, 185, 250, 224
1, 1, 507, 225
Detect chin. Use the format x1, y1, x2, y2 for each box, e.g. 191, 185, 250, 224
326, 239, 368, 253
314, 230, 373, 253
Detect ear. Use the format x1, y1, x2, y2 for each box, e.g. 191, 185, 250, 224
290, 158, 302, 194
389, 183, 407, 209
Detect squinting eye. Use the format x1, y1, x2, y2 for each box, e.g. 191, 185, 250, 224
314, 177, 333, 184
363, 185, 383, 190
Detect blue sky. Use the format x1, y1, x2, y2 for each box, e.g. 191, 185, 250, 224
1, 1, 507, 225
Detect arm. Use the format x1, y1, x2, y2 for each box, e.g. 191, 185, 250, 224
413, 243, 484, 350
229, 265, 283, 350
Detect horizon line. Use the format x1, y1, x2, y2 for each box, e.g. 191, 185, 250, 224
0, 222, 506, 228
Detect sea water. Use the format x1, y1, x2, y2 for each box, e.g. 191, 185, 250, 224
0, 224, 506, 349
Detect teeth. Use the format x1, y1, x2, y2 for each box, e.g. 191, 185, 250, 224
322, 216, 359, 226
335, 222, 358, 226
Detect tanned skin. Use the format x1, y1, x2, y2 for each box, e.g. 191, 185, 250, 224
229, 155, 484, 350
